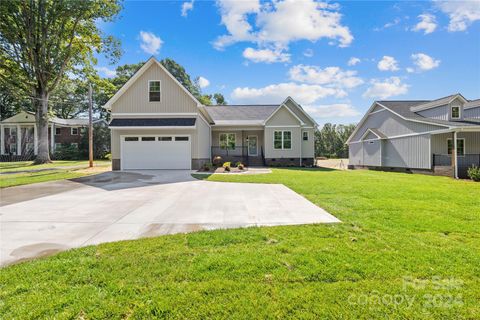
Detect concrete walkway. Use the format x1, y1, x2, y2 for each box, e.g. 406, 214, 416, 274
0, 170, 339, 266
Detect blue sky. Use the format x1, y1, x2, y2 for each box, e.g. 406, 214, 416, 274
96, 0, 480, 125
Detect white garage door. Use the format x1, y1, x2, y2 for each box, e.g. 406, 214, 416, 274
121, 135, 191, 170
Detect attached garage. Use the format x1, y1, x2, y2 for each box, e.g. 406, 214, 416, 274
121, 135, 191, 170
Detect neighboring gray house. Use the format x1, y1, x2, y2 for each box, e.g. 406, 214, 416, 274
347, 94, 480, 178
103, 57, 317, 170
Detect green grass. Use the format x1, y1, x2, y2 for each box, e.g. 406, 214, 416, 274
0, 160, 111, 188
0, 168, 479, 319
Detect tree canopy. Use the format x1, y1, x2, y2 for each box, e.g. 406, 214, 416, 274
314, 123, 356, 158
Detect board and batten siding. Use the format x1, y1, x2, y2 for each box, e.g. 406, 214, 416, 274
363, 140, 382, 166
382, 134, 431, 169
110, 62, 198, 114
349, 107, 444, 143
417, 105, 450, 121
431, 132, 480, 155
349, 142, 362, 166
464, 106, 480, 119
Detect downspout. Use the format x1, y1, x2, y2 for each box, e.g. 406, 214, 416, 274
299, 128, 302, 167
454, 130, 458, 179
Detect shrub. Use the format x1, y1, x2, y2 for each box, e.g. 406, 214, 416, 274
53, 143, 81, 160
467, 165, 480, 182
223, 162, 231, 172
202, 162, 213, 171
213, 156, 223, 167
237, 163, 244, 170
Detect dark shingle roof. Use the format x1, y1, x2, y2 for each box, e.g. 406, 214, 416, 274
377, 100, 477, 127
204, 105, 279, 125
109, 118, 196, 127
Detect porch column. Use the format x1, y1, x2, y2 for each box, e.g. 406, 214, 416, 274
453, 131, 458, 179
33, 124, 38, 155
50, 123, 55, 153
16, 124, 21, 155
0, 124, 4, 155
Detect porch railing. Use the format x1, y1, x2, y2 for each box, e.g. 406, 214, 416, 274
211, 146, 249, 166
433, 154, 480, 178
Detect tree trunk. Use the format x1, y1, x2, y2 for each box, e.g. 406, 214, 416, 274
34, 89, 52, 164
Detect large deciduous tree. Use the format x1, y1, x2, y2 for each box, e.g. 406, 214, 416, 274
0, 0, 121, 163
315, 123, 356, 158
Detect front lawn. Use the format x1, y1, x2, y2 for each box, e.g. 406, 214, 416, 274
0, 160, 111, 188
0, 169, 479, 319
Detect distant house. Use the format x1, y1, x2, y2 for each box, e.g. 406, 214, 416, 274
347, 94, 480, 179
0, 111, 106, 160
103, 57, 317, 170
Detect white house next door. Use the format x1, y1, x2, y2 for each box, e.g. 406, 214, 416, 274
248, 135, 258, 156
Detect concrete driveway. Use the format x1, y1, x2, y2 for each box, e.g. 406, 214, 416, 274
0, 170, 339, 266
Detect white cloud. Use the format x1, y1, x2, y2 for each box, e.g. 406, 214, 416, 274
374, 18, 400, 31
303, 104, 361, 119
347, 57, 361, 66
197, 76, 210, 88
242, 47, 290, 63
363, 77, 409, 99
231, 82, 345, 105
436, 0, 480, 31
288, 65, 363, 89
303, 49, 314, 57
181, 0, 194, 17
214, 0, 353, 58
139, 31, 163, 55
412, 14, 437, 34
410, 53, 440, 71
95, 66, 116, 78
377, 56, 399, 71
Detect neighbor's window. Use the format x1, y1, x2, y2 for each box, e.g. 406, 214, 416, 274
71, 127, 78, 135
219, 133, 235, 150
303, 131, 309, 141
274, 131, 292, 149
451, 106, 460, 119
55, 127, 61, 135
149, 80, 161, 102
447, 139, 465, 156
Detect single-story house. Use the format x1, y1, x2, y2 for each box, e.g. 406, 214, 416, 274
347, 93, 480, 178
0, 111, 106, 160
103, 57, 317, 170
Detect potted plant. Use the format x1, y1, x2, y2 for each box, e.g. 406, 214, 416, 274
223, 161, 231, 172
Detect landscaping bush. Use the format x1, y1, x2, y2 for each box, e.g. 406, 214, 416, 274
201, 162, 213, 172
53, 143, 81, 160
467, 165, 480, 182
236, 161, 244, 170
78, 125, 111, 159
213, 156, 223, 167
223, 161, 231, 172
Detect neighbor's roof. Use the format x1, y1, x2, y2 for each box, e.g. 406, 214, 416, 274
409, 93, 467, 112
109, 118, 196, 127
204, 105, 279, 125
377, 100, 478, 127
465, 99, 480, 109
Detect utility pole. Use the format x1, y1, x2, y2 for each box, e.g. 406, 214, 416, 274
88, 83, 93, 168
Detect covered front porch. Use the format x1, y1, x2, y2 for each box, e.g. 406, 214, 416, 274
211, 128, 265, 166
431, 128, 480, 179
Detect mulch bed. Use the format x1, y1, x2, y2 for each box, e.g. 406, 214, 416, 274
197, 167, 248, 174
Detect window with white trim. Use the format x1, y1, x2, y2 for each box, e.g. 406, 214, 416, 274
451, 106, 460, 119
274, 131, 292, 150
303, 131, 309, 141
149, 80, 161, 102
447, 138, 465, 156
219, 133, 235, 150
71, 127, 78, 135
55, 127, 61, 135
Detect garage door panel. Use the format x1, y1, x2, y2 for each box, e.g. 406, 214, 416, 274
122, 136, 191, 170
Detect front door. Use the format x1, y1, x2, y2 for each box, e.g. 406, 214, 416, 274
248, 135, 258, 156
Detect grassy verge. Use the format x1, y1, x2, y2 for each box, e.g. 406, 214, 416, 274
0, 160, 111, 188
0, 168, 479, 319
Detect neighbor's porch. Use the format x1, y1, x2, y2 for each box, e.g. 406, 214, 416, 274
431, 129, 480, 179
211, 129, 265, 166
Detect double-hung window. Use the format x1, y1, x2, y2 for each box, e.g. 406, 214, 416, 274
447, 138, 465, 156
149, 81, 161, 102
274, 131, 292, 150
451, 106, 460, 119
219, 133, 235, 150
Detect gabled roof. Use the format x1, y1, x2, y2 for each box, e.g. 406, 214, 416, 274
465, 99, 480, 109
264, 102, 305, 125
204, 105, 278, 125
103, 57, 202, 110
361, 128, 387, 140
0, 111, 104, 126
409, 93, 467, 112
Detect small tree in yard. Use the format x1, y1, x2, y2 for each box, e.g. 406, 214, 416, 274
0, 0, 121, 163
